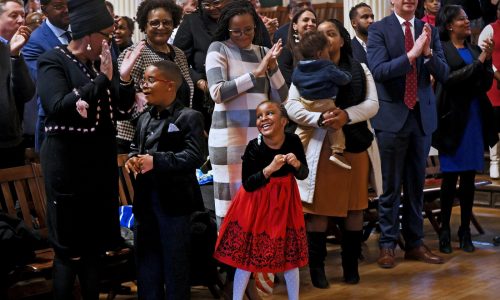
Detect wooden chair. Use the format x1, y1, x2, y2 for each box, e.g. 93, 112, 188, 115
313, 2, 343, 23
258, 5, 289, 27
117, 154, 134, 206
0, 159, 138, 299
0, 164, 54, 299
361, 155, 488, 249
422, 155, 488, 235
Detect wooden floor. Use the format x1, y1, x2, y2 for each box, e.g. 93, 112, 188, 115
101, 204, 500, 300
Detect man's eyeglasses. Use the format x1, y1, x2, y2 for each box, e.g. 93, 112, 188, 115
148, 19, 174, 28
228, 27, 255, 37
97, 31, 113, 41
201, 0, 222, 9
140, 77, 173, 88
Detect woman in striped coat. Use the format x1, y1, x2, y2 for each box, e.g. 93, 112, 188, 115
206, 0, 288, 223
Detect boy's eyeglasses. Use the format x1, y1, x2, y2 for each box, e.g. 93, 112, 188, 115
140, 77, 174, 88
228, 27, 255, 37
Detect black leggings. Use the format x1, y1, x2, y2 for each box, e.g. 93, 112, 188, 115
439, 171, 476, 231
52, 254, 100, 300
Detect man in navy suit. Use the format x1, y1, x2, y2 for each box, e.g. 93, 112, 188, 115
22, 0, 69, 152
367, 0, 449, 269
349, 2, 374, 64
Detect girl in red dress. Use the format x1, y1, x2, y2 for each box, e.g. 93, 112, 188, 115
214, 101, 309, 300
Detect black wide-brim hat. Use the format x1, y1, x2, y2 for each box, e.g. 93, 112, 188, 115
68, 0, 114, 40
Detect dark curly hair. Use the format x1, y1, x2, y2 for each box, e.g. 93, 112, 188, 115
212, 0, 261, 45
436, 4, 463, 42
318, 19, 352, 65
136, 0, 182, 33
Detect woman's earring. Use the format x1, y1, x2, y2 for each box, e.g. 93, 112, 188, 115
86, 43, 92, 51
293, 30, 299, 43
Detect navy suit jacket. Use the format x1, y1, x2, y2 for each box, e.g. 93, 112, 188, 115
273, 22, 289, 46
351, 37, 367, 65
367, 13, 449, 135
22, 20, 64, 131
22, 20, 63, 81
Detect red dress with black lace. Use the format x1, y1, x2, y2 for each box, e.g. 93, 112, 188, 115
214, 133, 309, 273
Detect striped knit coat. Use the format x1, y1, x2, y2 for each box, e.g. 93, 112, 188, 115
206, 40, 288, 218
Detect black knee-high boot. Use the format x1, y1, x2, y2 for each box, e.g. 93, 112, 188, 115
341, 230, 362, 284
458, 171, 475, 253
52, 255, 78, 300
439, 172, 458, 254
307, 232, 329, 289
77, 255, 100, 300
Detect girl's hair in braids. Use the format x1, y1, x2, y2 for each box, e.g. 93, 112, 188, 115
212, 0, 262, 46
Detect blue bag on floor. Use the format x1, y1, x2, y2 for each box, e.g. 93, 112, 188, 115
196, 169, 213, 185
119, 205, 134, 229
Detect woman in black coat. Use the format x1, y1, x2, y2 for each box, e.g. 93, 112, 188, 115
36, 0, 141, 298
173, 0, 223, 131
434, 5, 498, 254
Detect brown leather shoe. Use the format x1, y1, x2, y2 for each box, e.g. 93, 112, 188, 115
404, 244, 444, 264
377, 247, 395, 268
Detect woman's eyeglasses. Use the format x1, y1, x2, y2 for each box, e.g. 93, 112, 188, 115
148, 19, 174, 28
140, 77, 173, 88
201, 0, 222, 9
228, 27, 255, 37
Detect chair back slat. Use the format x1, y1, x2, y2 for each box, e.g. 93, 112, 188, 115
28, 166, 47, 229
1, 182, 17, 215
13, 180, 33, 229
0, 165, 44, 230
117, 154, 134, 205
258, 6, 289, 27
313, 3, 343, 23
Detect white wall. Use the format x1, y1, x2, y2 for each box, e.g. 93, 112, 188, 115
344, 0, 392, 38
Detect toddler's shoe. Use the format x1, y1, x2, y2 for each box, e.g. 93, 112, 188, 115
329, 153, 351, 170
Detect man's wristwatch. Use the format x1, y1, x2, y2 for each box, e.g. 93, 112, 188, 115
344, 110, 351, 124
424, 49, 433, 59
317, 113, 325, 127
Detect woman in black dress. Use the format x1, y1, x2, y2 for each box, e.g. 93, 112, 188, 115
37, 0, 141, 298
173, 0, 226, 131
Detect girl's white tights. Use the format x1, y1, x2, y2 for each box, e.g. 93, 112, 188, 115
233, 268, 300, 300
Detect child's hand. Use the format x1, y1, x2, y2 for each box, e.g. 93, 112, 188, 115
285, 153, 301, 170
138, 154, 153, 173
125, 156, 141, 177
263, 154, 286, 178
271, 154, 287, 170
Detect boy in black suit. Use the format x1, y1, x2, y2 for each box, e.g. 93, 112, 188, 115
126, 60, 205, 299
